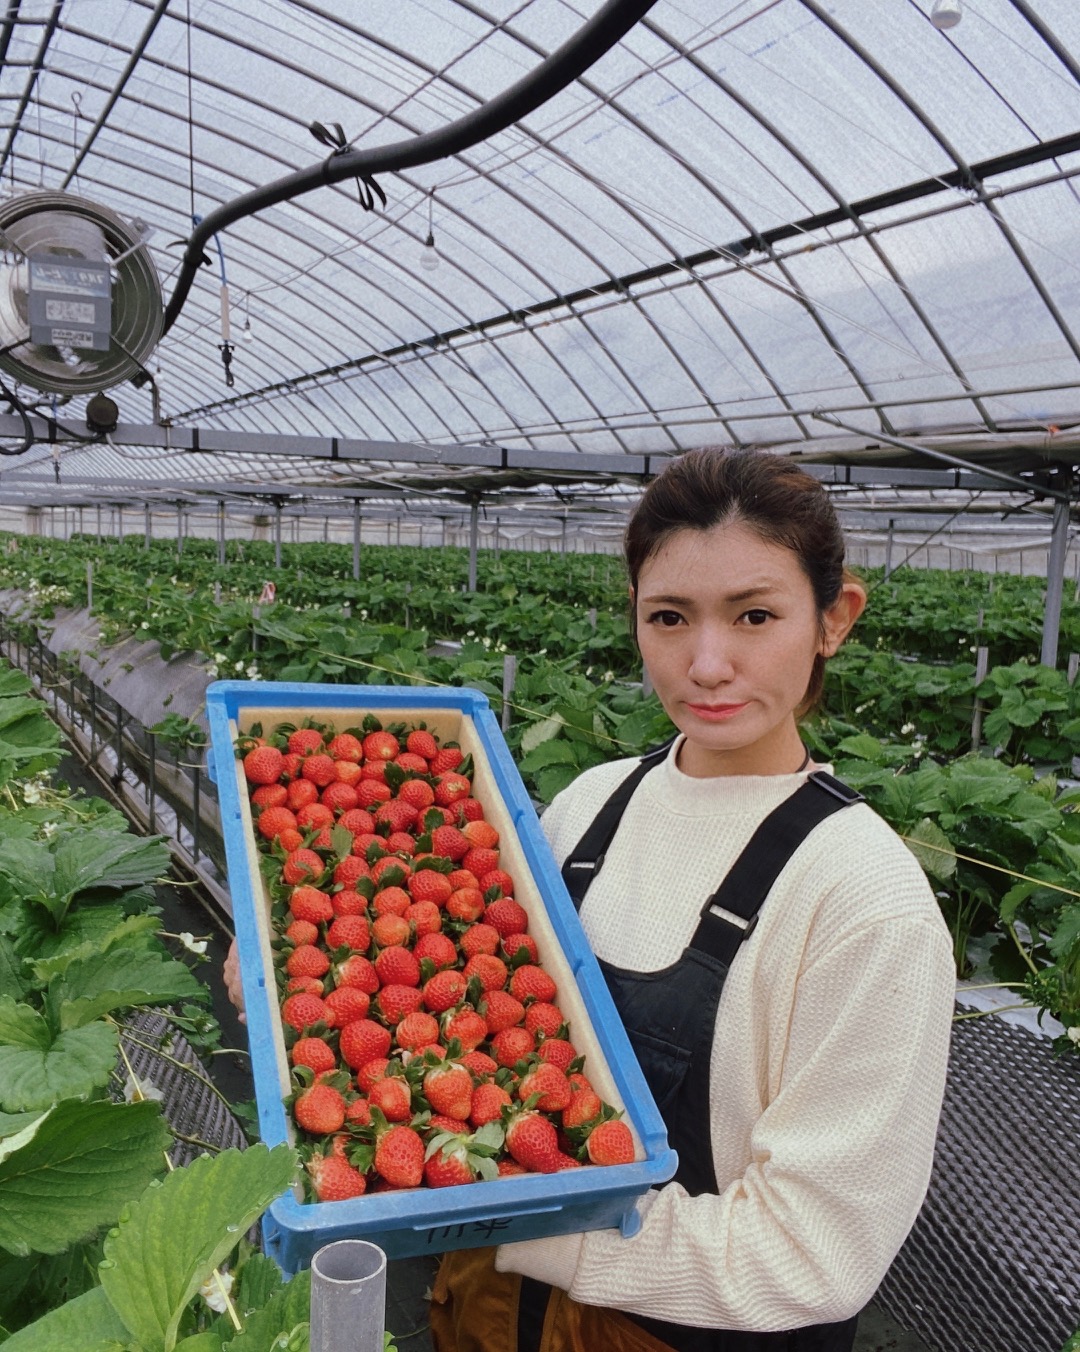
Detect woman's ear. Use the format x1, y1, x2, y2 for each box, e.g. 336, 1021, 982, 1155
820, 580, 867, 657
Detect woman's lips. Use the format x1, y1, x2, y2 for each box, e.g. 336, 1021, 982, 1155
686, 702, 747, 721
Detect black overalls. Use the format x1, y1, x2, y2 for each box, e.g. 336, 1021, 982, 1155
519, 744, 866, 1352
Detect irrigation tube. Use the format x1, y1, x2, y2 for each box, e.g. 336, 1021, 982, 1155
309, 1241, 387, 1352
161, 0, 662, 335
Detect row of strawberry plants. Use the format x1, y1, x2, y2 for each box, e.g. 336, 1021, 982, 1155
0, 660, 374, 1350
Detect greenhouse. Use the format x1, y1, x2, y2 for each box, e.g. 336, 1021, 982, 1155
0, 3, 1077, 1351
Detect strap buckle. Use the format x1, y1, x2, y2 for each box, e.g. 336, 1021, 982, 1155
699, 893, 759, 940
564, 851, 605, 877
807, 770, 864, 805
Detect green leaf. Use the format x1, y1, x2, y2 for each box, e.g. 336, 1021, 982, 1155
0, 1012, 117, 1113
0, 995, 51, 1049
534, 763, 581, 803
30, 913, 162, 982
517, 739, 577, 773
519, 714, 565, 755
51, 829, 171, 902
229, 1269, 311, 1347
904, 818, 957, 881
0, 1098, 169, 1256
0, 1283, 131, 1352
0, 933, 26, 998
100, 1143, 298, 1352
50, 949, 205, 1031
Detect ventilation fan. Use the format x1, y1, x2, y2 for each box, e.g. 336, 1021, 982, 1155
0, 190, 162, 396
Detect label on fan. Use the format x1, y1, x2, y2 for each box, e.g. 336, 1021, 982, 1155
28, 259, 110, 297
28, 255, 112, 352
45, 299, 97, 324
43, 327, 97, 349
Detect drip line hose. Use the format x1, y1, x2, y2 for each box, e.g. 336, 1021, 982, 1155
161, 0, 662, 335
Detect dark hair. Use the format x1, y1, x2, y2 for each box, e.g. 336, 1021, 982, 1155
624, 447, 854, 714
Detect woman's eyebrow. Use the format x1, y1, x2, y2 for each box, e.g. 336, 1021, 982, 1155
639, 584, 779, 605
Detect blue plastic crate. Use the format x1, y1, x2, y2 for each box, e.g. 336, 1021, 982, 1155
206, 680, 677, 1274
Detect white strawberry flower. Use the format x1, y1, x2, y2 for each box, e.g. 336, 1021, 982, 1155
123, 1072, 164, 1103
1068, 1025, 1080, 1045
178, 931, 208, 956
199, 1270, 234, 1313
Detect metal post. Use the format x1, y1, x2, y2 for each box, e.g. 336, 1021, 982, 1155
468, 498, 479, 592
884, 521, 894, 578
144, 503, 151, 549
560, 516, 568, 555
274, 501, 282, 569
218, 500, 226, 566
192, 765, 201, 863
96, 503, 101, 542
309, 1240, 386, 1352
86, 562, 93, 613
116, 506, 123, 543
176, 504, 183, 557
147, 732, 156, 830
502, 654, 517, 733
1041, 488, 1071, 668
114, 705, 124, 786
352, 500, 361, 581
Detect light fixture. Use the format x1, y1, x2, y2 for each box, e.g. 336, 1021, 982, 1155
419, 190, 440, 272
241, 291, 253, 341
930, 0, 962, 29
85, 391, 119, 433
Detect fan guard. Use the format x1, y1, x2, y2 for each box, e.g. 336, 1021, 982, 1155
0, 191, 162, 396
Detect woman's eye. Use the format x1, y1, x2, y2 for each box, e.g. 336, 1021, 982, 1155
740, 609, 773, 626
647, 609, 684, 628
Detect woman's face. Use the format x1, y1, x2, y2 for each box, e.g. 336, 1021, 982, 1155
633, 520, 862, 778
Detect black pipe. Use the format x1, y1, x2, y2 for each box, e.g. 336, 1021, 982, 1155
161, 0, 661, 334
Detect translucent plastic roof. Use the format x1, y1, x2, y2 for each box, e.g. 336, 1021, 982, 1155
3, 0, 1080, 491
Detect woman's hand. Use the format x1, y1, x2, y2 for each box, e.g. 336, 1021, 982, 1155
223, 938, 246, 1025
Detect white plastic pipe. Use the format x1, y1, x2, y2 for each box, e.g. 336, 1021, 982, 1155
309, 1240, 387, 1352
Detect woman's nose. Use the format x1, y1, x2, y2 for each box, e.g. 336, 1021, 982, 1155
687, 628, 735, 686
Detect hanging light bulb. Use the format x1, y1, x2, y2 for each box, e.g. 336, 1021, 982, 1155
419, 190, 440, 272
930, 0, 962, 29
241, 291, 253, 341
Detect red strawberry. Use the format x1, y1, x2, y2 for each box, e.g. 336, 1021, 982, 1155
289, 885, 334, 925
434, 773, 471, 808
244, 745, 284, 785
386, 832, 416, 857
406, 729, 438, 760
490, 1026, 534, 1067
537, 1038, 576, 1072
463, 954, 508, 993
296, 803, 334, 830
399, 778, 435, 811
396, 1010, 440, 1051
374, 946, 420, 988
446, 888, 486, 923
482, 990, 526, 1034
485, 898, 528, 937
408, 870, 453, 907
336, 954, 380, 994
414, 932, 458, 971
470, 1082, 512, 1128
502, 933, 538, 965
252, 783, 288, 809
321, 781, 358, 813
307, 1153, 367, 1201
280, 751, 304, 782
286, 945, 330, 980
336, 758, 363, 784
460, 1050, 499, 1078
371, 855, 411, 884
459, 924, 500, 959
327, 732, 364, 762
422, 969, 468, 1014
301, 754, 338, 787
525, 1002, 565, 1038
462, 847, 500, 879
257, 805, 297, 841
291, 1036, 337, 1074
371, 914, 411, 949
442, 1008, 488, 1052
430, 825, 469, 862
360, 760, 388, 782
285, 918, 320, 947
368, 1075, 413, 1122
504, 1109, 562, 1173
376, 984, 425, 1025
374, 1124, 424, 1187
456, 796, 485, 822
423, 1141, 476, 1189
280, 992, 330, 1031
294, 1082, 346, 1135
497, 1158, 528, 1177
562, 1088, 603, 1131
286, 778, 319, 811
323, 986, 371, 1027
279, 829, 304, 854
586, 1119, 635, 1166
431, 746, 464, 774
362, 730, 401, 761
288, 728, 326, 756
518, 1062, 572, 1112
462, 819, 498, 849
346, 1097, 372, 1127
339, 1018, 392, 1068
376, 799, 419, 833
510, 965, 557, 1005
480, 870, 516, 899
331, 890, 368, 921
427, 1113, 469, 1135
447, 868, 480, 892
423, 1060, 474, 1120
406, 901, 442, 936
285, 975, 325, 996
283, 851, 326, 886
327, 914, 370, 952
394, 752, 429, 774
338, 809, 376, 837
373, 886, 411, 918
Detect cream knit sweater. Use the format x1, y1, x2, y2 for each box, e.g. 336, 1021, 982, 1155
496, 740, 956, 1332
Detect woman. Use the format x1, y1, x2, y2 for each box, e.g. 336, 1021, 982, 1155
430, 447, 955, 1351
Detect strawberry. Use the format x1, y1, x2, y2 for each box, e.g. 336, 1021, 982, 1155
296, 803, 334, 830
394, 752, 430, 774
323, 985, 371, 1027
462, 846, 500, 879
497, 1158, 528, 1177
422, 1141, 477, 1188
456, 796, 485, 822
386, 832, 417, 856
294, 1082, 346, 1135
586, 1119, 635, 1166
286, 945, 330, 980
462, 819, 499, 849
285, 918, 320, 947
338, 809, 376, 836
518, 1062, 572, 1112
463, 954, 508, 992
281, 993, 330, 1032
326, 914, 370, 951
332, 888, 368, 918
407, 870, 452, 907
375, 799, 418, 832
398, 778, 435, 811
504, 1109, 562, 1173
459, 923, 500, 959
335, 953, 380, 993
356, 1057, 391, 1093
362, 730, 400, 761
321, 781, 358, 813
396, 1010, 440, 1051
286, 778, 320, 811
480, 870, 516, 899
252, 783, 288, 809
327, 732, 364, 762
368, 1075, 413, 1122
470, 1082, 512, 1128
482, 990, 526, 1034
447, 868, 480, 892
413, 932, 458, 971
288, 728, 326, 756
422, 1060, 474, 1120
374, 1124, 424, 1187
374, 946, 421, 988
279, 828, 304, 854
562, 1088, 603, 1131
446, 888, 486, 923
431, 825, 469, 861
491, 1026, 534, 1067
307, 1153, 367, 1201
360, 759, 388, 782
372, 886, 411, 917
371, 913, 411, 948
405, 901, 442, 936
502, 933, 538, 965
524, 1002, 565, 1038
510, 965, 557, 1005
431, 746, 464, 774
434, 773, 472, 808
339, 1018, 391, 1068
442, 1008, 488, 1052
460, 1050, 499, 1079
257, 805, 297, 841
291, 1036, 337, 1074
244, 745, 284, 785
427, 1113, 469, 1135
422, 969, 468, 1014
289, 885, 334, 924
283, 850, 326, 886
371, 855, 411, 884
311, 826, 335, 850
346, 1097, 372, 1127
537, 1038, 576, 1072
302, 754, 338, 787
406, 729, 438, 760
485, 898, 528, 937
285, 975, 325, 996
376, 984, 425, 1025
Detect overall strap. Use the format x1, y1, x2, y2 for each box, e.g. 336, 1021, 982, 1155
560, 740, 673, 909
690, 771, 864, 966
